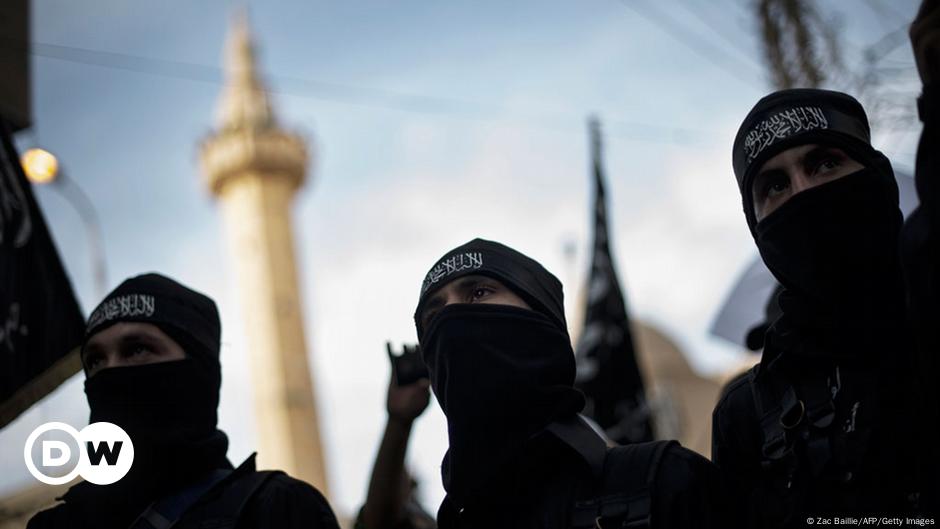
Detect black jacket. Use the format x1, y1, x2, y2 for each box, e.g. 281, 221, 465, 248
27, 455, 340, 529
901, 69, 940, 512
435, 415, 729, 529
712, 321, 920, 528
713, 71, 940, 528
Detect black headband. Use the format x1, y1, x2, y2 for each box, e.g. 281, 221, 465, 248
732, 89, 873, 228
85, 273, 221, 362
414, 238, 567, 337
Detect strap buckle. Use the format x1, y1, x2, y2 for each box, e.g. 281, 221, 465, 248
779, 393, 805, 431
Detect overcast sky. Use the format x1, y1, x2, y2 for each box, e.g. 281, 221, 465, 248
1, 0, 924, 518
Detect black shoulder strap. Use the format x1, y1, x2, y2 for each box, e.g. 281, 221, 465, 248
129, 469, 233, 529
749, 366, 790, 465
750, 358, 847, 483
190, 470, 283, 528
569, 441, 674, 529
546, 415, 609, 479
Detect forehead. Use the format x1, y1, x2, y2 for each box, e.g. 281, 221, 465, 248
756, 143, 821, 173
84, 321, 176, 351
426, 274, 501, 301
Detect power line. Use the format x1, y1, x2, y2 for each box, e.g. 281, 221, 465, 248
674, 0, 763, 69
615, 0, 765, 88
31, 41, 481, 115
24, 40, 718, 146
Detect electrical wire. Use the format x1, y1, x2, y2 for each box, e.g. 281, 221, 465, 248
615, 0, 765, 88
674, 0, 763, 68
25, 40, 717, 146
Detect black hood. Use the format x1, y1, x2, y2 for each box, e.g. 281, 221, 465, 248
732, 88, 880, 232
414, 238, 568, 338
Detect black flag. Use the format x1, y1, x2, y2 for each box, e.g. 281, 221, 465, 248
0, 119, 85, 428
575, 118, 653, 444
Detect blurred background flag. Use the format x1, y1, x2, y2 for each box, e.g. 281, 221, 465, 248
574, 117, 653, 445
0, 0, 85, 429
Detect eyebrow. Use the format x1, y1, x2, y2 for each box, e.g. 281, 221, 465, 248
86, 328, 160, 354
803, 145, 842, 169
420, 275, 493, 321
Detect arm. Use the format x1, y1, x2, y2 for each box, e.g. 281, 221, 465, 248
359, 373, 430, 529
904, 0, 940, 502
649, 445, 735, 529
911, 0, 940, 225
245, 474, 341, 529
710, 376, 761, 529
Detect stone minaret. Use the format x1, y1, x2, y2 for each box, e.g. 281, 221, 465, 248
199, 14, 328, 495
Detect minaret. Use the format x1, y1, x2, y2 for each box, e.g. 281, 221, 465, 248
199, 14, 328, 495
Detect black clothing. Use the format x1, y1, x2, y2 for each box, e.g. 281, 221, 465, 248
27, 454, 340, 529
421, 304, 583, 504
83, 357, 228, 525
79, 272, 231, 526
714, 88, 925, 526
754, 167, 906, 341
713, 170, 918, 525
415, 239, 567, 336
44, 274, 340, 527
712, 341, 917, 527
435, 415, 728, 528
353, 501, 437, 529
84, 273, 221, 366
86, 360, 221, 447
901, 77, 940, 508
731, 89, 875, 231
416, 241, 727, 526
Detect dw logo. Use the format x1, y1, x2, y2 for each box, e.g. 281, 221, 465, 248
23, 422, 134, 485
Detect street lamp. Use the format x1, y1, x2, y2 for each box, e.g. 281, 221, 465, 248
21, 148, 108, 298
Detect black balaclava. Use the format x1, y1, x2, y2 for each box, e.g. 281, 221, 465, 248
732, 89, 906, 357
70, 273, 229, 527
414, 239, 584, 507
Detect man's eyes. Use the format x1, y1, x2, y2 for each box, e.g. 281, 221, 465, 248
812, 158, 841, 175
85, 353, 103, 368
123, 343, 154, 359
757, 176, 789, 201
767, 179, 789, 197
809, 150, 846, 176
469, 285, 496, 302
420, 281, 501, 326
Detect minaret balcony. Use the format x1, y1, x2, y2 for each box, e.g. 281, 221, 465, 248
200, 129, 308, 195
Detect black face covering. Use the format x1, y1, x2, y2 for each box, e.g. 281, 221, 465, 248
754, 167, 905, 354
71, 359, 229, 527
85, 358, 220, 442
421, 303, 584, 505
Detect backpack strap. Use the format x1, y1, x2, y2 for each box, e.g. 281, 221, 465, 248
751, 358, 879, 487
569, 441, 674, 529
131, 454, 284, 529
547, 415, 609, 479
129, 469, 233, 529
186, 469, 282, 528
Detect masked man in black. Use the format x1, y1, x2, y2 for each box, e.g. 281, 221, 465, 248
711, 86, 930, 526
28, 273, 340, 529
415, 239, 729, 528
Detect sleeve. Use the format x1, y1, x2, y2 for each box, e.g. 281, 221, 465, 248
353, 505, 435, 529
901, 1, 940, 502
244, 474, 341, 529
902, 49, 940, 378
648, 444, 735, 529
709, 376, 762, 529
25, 509, 55, 529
